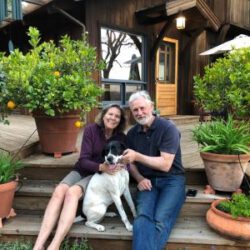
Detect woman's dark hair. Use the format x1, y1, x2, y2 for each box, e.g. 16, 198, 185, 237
95, 104, 127, 134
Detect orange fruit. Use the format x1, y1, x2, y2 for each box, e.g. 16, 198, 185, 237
7, 100, 16, 109
54, 71, 60, 77
75, 121, 84, 128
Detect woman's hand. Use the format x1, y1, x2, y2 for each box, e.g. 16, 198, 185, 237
137, 178, 152, 191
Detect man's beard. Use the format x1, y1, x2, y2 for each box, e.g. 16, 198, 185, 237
135, 115, 152, 126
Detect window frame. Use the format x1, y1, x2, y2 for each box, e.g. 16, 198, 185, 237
100, 26, 147, 106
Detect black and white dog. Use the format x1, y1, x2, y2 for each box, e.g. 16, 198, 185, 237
78, 140, 136, 232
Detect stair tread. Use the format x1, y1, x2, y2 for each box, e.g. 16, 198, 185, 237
16, 180, 230, 203
1, 213, 249, 247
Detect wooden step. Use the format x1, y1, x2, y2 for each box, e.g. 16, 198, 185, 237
1, 213, 249, 250
13, 180, 230, 216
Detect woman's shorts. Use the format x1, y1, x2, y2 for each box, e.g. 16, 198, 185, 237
60, 171, 92, 191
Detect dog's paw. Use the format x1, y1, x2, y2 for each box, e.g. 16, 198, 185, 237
126, 224, 133, 232
96, 225, 105, 232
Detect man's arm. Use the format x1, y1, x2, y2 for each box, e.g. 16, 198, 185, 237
123, 149, 175, 172
130, 164, 152, 191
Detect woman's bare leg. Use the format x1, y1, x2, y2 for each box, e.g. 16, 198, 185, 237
47, 185, 83, 250
33, 184, 69, 250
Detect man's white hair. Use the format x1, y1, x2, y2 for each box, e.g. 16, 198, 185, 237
128, 90, 153, 105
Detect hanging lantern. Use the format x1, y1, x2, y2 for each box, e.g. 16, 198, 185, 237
176, 14, 186, 30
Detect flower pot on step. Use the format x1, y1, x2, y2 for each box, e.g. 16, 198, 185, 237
33, 110, 80, 156
206, 199, 250, 240
200, 152, 250, 192
0, 180, 17, 218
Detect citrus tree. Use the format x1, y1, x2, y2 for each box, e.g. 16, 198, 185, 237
0, 27, 104, 124
193, 47, 250, 118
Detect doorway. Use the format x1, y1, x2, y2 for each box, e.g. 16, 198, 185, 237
155, 37, 178, 116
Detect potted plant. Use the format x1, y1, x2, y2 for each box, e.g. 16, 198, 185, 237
192, 116, 250, 192
0, 27, 104, 156
193, 47, 250, 119
0, 152, 23, 228
206, 193, 250, 240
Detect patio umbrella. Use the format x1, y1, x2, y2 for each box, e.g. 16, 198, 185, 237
200, 34, 250, 55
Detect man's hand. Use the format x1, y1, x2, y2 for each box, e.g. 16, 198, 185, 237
122, 149, 138, 164
137, 178, 152, 191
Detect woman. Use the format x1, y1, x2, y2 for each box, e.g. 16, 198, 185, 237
33, 104, 127, 250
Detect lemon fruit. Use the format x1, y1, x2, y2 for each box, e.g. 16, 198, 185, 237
75, 121, 84, 128
7, 100, 16, 109
54, 71, 60, 77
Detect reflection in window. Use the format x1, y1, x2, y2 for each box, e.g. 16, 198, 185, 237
101, 28, 142, 80
100, 27, 146, 105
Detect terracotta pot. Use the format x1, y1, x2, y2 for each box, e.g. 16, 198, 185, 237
206, 199, 250, 240
0, 180, 17, 218
200, 152, 250, 192
33, 110, 80, 155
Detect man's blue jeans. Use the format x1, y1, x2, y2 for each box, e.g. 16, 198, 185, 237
132, 174, 186, 250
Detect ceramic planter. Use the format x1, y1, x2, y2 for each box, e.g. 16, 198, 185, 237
0, 180, 17, 218
33, 110, 80, 157
200, 152, 250, 192
206, 199, 250, 240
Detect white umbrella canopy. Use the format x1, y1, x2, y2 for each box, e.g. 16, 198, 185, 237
200, 34, 250, 55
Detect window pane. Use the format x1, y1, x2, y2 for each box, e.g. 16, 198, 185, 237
101, 83, 121, 101
158, 42, 176, 83
101, 27, 143, 81
125, 85, 143, 101
158, 52, 165, 81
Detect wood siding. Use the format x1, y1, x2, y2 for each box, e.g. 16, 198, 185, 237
228, 0, 250, 30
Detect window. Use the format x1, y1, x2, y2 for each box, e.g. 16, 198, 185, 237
100, 27, 146, 105
157, 42, 175, 84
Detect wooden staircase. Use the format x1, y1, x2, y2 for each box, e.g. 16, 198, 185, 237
1, 115, 250, 250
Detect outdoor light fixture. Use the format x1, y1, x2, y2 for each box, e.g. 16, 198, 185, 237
176, 13, 186, 30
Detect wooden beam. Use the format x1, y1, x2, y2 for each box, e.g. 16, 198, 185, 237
217, 23, 231, 44
180, 26, 205, 59
150, 14, 177, 61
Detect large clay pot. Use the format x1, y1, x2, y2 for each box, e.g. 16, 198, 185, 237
200, 152, 250, 192
0, 180, 17, 218
206, 199, 250, 240
33, 110, 80, 156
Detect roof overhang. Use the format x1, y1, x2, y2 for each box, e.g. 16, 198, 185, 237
135, 0, 221, 32
166, 0, 221, 32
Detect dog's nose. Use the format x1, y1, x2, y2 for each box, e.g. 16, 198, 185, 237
107, 155, 114, 163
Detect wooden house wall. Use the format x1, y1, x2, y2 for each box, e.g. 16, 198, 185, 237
0, 0, 249, 121
227, 0, 250, 30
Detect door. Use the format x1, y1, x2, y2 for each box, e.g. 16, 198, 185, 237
155, 37, 178, 116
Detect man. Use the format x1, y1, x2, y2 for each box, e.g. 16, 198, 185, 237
122, 90, 186, 250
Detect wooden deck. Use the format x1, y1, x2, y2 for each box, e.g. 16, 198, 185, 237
0, 115, 39, 158
1, 114, 250, 249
